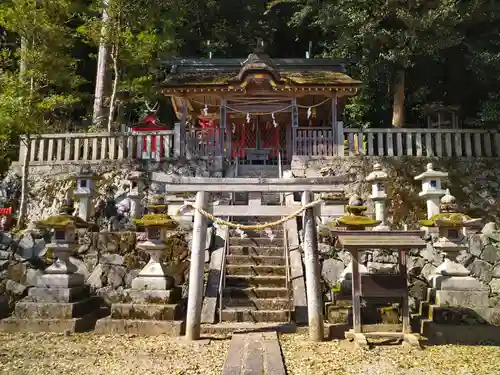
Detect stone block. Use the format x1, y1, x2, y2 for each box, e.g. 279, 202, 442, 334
94, 317, 183, 336
14, 297, 96, 319
420, 321, 500, 345
27, 285, 89, 303
432, 275, 489, 291
37, 273, 85, 288
131, 276, 173, 290
326, 305, 350, 324
110, 303, 181, 320
435, 290, 489, 308
122, 288, 181, 304
0, 311, 98, 333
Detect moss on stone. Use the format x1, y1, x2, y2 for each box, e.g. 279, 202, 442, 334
333, 215, 378, 227
420, 212, 472, 227
37, 214, 89, 229
133, 214, 178, 228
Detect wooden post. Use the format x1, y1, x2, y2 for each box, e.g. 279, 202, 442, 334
174, 123, 181, 158
351, 249, 362, 334
302, 191, 324, 341
331, 92, 337, 146
180, 98, 187, 158
185, 191, 209, 340
291, 97, 298, 156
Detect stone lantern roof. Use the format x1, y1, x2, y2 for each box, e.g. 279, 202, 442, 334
332, 194, 379, 229
36, 191, 90, 229
366, 163, 388, 181
419, 188, 481, 228
133, 184, 178, 229
414, 163, 448, 180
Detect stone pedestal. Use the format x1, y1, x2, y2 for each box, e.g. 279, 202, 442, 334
94, 236, 184, 335
0, 276, 99, 333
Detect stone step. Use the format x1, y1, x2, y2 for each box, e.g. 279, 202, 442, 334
225, 275, 287, 288
226, 255, 286, 266
224, 297, 291, 310
201, 322, 297, 336
226, 265, 286, 276
94, 317, 184, 336
228, 246, 284, 257
223, 287, 289, 299
110, 303, 181, 321
230, 229, 284, 239
230, 237, 283, 247
221, 308, 290, 323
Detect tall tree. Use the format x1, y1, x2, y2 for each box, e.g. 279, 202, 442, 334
270, 0, 477, 127
81, 0, 181, 131
0, 0, 83, 227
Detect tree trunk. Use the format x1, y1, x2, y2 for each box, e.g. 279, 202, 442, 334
92, 0, 110, 127
392, 68, 405, 128
19, 37, 28, 79
17, 136, 30, 229
107, 44, 119, 132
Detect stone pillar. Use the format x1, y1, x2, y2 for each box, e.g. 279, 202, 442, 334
125, 170, 146, 219
302, 191, 324, 341
366, 163, 389, 231
73, 165, 97, 222
185, 191, 209, 340
414, 163, 447, 220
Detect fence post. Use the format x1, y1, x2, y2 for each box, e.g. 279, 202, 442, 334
174, 123, 181, 158
18, 136, 28, 163
302, 191, 325, 341
185, 191, 209, 340
336, 121, 344, 157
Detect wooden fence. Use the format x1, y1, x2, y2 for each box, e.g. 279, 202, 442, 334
16, 124, 500, 166
293, 126, 500, 158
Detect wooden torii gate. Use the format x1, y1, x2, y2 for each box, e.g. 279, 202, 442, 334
151, 173, 351, 341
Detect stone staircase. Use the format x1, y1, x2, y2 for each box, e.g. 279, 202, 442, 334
220, 224, 292, 323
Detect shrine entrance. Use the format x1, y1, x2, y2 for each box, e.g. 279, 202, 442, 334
229, 113, 289, 166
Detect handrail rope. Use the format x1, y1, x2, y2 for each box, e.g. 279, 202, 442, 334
176, 197, 325, 231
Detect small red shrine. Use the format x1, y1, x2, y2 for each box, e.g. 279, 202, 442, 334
130, 111, 170, 160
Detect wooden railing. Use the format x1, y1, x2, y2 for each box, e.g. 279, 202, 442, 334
293, 126, 500, 158
17, 124, 500, 166
19, 128, 180, 165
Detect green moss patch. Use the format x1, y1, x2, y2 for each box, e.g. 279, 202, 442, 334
420, 213, 472, 227
37, 214, 90, 229
333, 215, 378, 227
134, 214, 178, 228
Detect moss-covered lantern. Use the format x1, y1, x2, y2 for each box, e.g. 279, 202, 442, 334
420, 189, 481, 278
332, 194, 379, 230
36, 191, 91, 285
131, 187, 179, 290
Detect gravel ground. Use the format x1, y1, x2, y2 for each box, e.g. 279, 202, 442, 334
280, 334, 500, 375
0, 332, 229, 375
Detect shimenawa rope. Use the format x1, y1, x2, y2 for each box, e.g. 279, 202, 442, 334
176, 197, 325, 230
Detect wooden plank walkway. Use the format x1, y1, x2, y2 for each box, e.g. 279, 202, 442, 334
221, 332, 286, 375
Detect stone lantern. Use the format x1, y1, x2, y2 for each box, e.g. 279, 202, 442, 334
125, 169, 146, 219
331, 194, 377, 289
419, 189, 488, 306
36, 191, 90, 286
132, 186, 179, 290
73, 165, 98, 222
414, 163, 448, 220
366, 163, 389, 231
1, 191, 98, 332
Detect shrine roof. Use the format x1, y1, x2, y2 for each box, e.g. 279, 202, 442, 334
159, 53, 361, 91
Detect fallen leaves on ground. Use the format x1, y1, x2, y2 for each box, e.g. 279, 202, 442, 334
0, 332, 229, 375
280, 334, 500, 375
